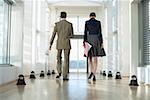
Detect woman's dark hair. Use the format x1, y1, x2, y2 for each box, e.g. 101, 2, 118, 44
60, 12, 67, 18
90, 12, 96, 17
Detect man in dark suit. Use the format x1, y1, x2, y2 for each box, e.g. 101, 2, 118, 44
49, 12, 74, 81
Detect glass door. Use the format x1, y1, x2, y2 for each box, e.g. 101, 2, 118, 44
70, 39, 87, 73
68, 16, 88, 73
60, 38, 87, 73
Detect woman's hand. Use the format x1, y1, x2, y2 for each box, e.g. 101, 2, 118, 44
83, 41, 85, 47
49, 45, 52, 50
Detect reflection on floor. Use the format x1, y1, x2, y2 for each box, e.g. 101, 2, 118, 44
0, 73, 150, 100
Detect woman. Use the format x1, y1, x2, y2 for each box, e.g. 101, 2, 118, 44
83, 12, 105, 82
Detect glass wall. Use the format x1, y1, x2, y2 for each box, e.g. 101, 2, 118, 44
68, 16, 88, 35
0, 0, 11, 64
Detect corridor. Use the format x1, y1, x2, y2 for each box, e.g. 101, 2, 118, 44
1, 0, 150, 100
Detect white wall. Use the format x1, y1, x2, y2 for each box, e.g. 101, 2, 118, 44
23, 0, 50, 75
0, 66, 18, 85
0, 1, 24, 85
0, 0, 50, 84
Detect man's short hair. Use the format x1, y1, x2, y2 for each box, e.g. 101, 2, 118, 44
90, 12, 96, 17
60, 12, 67, 18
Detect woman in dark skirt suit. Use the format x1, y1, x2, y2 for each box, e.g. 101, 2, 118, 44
83, 12, 104, 82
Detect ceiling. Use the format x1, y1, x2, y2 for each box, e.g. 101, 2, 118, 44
46, 0, 107, 7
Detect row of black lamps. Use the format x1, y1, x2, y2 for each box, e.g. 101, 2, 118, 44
16, 70, 139, 86
101, 70, 138, 86
16, 70, 56, 85
101, 71, 121, 79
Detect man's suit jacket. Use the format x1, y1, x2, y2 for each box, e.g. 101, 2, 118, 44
50, 20, 74, 49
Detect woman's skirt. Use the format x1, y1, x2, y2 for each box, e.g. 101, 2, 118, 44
87, 34, 106, 57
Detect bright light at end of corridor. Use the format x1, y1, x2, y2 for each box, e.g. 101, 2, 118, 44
43, 90, 48, 96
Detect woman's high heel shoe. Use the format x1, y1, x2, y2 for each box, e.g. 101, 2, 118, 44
93, 75, 96, 81
88, 72, 93, 79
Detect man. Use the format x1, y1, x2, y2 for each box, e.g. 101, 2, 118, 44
49, 12, 74, 81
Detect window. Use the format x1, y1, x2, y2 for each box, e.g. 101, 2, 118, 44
78, 17, 88, 33
68, 16, 88, 35
68, 17, 78, 33
112, 0, 118, 32
0, 0, 12, 64
143, 0, 150, 65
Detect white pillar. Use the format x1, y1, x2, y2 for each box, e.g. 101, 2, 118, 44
48, 6, 57, 71
106, 2, 114, 73
130, 1, 139, 77
23, 0, 33, 75
118, 0, 130, 76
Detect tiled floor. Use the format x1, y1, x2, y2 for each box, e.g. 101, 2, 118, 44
0, 73, 150, 100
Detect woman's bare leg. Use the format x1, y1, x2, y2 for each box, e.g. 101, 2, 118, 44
93, 57, 98, 75
92, 57, 98, 81
88, 57, 94, 79
88, 57, 94, 73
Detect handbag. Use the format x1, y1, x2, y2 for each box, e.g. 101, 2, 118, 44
83, 41, 92, 57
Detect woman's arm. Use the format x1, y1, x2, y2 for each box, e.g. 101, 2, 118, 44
99, 21, 103, 44
84, 21, 88, 42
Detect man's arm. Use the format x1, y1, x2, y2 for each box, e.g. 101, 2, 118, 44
49, 23, 57, 49
68, 23, 74, 38
71, 23, 74, 37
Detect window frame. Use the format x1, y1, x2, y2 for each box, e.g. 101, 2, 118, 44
141, 0, 150, 66
0, 0, 13, 65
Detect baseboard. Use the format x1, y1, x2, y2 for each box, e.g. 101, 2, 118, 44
122, 76, 129, 78
145, 84, 150, 86
0, 79, 17, 88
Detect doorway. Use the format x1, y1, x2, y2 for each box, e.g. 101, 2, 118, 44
70, 39, 87, 73
68, 16, 88, 73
